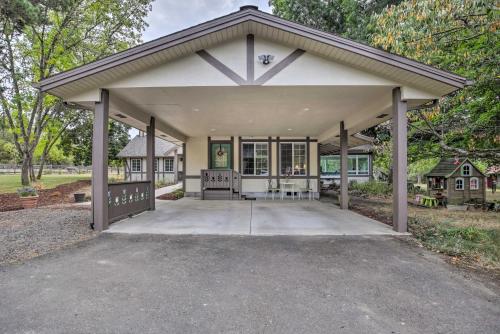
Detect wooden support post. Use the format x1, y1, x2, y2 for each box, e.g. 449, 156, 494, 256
182, 142, 186, 192
340, 121, 349, 209
146, 117, 155, 210
392, 87, 408, 232
92, 89, 109, 231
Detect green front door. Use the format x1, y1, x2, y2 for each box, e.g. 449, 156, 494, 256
210, 142, 232, 169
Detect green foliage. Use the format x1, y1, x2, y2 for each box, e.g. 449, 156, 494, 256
349, 180, 392, 196
172, 189, 184, 200
17, 185, 37, 197
371, 0, 500, 162
59, 112, 130, 166
0, 0, 152, 184
270, 0, 402, 41
409, 218, 500, 266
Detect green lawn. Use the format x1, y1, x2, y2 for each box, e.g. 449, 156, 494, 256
0, 174, 91, 194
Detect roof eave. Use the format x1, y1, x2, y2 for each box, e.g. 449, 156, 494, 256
37, 8, 468, 93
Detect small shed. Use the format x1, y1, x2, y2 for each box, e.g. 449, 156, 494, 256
425, 158, 486, 205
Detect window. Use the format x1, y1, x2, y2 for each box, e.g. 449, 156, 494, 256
242, 143, 269, 175
461, 163, 471, 176
164, 158, 174, 172
320, 155, 369, 176
455, 177, 464, 190
280, 143, 306, 176
131, 159, 141, 172
470, 177, 479, 190
320, 156, 340, 175
154, 158, 159, 172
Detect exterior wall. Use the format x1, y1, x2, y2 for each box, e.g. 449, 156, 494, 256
124, 157, 179, 184
447, 166, 486, 205
184, 136, 320, 197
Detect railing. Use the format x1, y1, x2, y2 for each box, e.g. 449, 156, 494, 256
201, 169, 241, 200
108, 181, 151, 223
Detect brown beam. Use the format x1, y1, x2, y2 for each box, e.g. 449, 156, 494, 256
340, 121, 348, 209
392, 87, 408, 232
146, 117, 155, 210
92, 89, 109, 231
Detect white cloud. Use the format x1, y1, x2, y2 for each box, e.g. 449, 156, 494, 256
143, 0, 272, 41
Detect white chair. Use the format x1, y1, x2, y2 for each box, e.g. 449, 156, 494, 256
280, 182, 295, 200
264, 180, 280, 200
298, 180, 314, 200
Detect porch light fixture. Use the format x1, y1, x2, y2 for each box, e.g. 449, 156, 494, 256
376, 113, 389, 118
210, 128, 216, 132
287, 128, 293, 131
258, 54, 274, 65
303, 108, 310, 111
114, 113, 127, 119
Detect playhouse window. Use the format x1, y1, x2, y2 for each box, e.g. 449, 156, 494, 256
455, 178, 464, 190
461, 164, 471, 176
470, 177, 479, 190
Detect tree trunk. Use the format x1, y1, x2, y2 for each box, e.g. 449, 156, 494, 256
21, 154, 30, 186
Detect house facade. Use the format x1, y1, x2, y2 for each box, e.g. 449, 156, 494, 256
426, 158, 486, 205
35, 5, 468, 232
117, 134, 183, 184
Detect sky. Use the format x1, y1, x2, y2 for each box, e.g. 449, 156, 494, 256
130, 1, 272, 137
142, 0, 272, 42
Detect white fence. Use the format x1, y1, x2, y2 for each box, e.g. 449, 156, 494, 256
0, 164, 124, 175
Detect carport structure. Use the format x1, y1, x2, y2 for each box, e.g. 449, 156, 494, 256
36, 5, 468, 233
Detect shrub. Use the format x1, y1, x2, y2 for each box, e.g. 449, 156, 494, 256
349, 181, 392, 197
17, 186, 38, 197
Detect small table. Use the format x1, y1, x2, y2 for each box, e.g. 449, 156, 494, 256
280, 182, 295, 200
421, 196, 438, 208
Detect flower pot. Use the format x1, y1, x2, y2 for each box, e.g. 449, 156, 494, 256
74, 193, 86, 203
19, 196, 39, 209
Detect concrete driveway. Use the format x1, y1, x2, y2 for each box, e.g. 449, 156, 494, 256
107, 198, 399, 236
0, 234, 498, 334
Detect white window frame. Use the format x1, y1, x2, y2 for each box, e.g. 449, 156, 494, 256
461, 163, 471, 176
455, 177, 464, 191
164, 158, 174, 172
241, 142, 269, 176
154, 158, 159, 172
131, 158, 142, 172
280, 142, 307, 176
470, 177, 479, 190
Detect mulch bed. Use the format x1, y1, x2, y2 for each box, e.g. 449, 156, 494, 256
156, 193, 180, 200
0, 180, 91, 212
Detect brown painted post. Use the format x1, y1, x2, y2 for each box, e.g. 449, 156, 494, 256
173, 149, 179, 184
182, 142, 186, 192
146, 117, 155, 210
92, 89, 109, 231
392, 87, 408, 232
340, 121, 349, 209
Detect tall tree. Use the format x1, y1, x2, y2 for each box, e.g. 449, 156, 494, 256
371, 0, 499, 161
0, 0, 152, 185
269, 0, 402, 42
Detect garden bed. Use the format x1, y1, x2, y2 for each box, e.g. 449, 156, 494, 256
0, 180, 91, 212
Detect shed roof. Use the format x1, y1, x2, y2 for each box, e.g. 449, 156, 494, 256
117, 136, 181, 158
425, 158, 484, 177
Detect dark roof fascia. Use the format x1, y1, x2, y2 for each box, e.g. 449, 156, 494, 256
37, 8, 468, 92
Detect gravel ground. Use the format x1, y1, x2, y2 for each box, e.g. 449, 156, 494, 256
0, 208, 96, 265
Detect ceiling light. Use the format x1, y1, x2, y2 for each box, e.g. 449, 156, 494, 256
193, 108, 199, 112
287, 128, 293, 131
210, 128, 216, 132
303, 108, 310, 111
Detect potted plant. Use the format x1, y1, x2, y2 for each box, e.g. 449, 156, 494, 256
17, 186, 39, 209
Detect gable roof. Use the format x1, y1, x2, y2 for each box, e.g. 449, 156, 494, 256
117, 136, 181, 158
426, 158, 485, 177
36, 5, 468, 97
